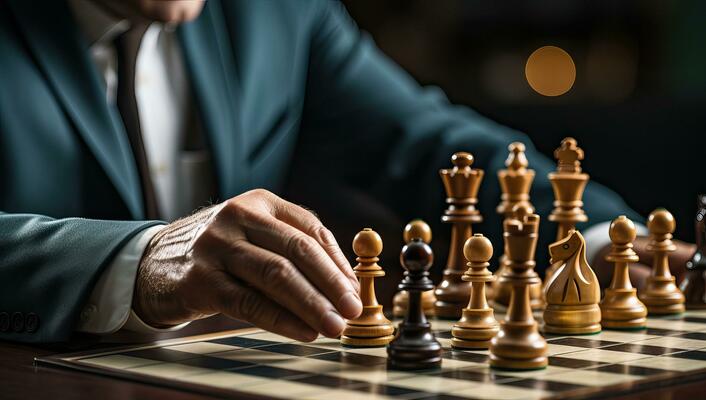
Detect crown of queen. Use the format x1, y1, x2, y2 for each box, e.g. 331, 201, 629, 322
439, 152, 484, 202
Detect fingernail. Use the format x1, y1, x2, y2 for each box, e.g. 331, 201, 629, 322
322, 310, 346, 337
338, 291, 363, 319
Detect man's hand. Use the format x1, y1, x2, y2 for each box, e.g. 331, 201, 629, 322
593, 237, 696, 290
132, 189, 362, 342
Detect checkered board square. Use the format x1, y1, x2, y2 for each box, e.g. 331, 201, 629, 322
37, 311, 706, 399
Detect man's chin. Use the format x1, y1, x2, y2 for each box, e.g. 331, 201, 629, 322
100, 0, 205, 24
138, 1, 205, 23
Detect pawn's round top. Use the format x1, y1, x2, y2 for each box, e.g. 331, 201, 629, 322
463, 233, 493, 263
648, 209, 675, 235
353, 228, 383, 258
400, 238, 433, 273
451, 152, 474, 168
609, 215, 637, 244
403, 219, 432, 244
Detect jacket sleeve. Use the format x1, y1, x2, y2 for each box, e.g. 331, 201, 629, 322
0, 213, 160, 343
295, 1, 641, 265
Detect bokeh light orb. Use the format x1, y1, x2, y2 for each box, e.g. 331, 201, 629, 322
525, 46, 576, 97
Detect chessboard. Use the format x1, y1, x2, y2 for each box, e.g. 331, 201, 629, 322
37, 311, 706, 400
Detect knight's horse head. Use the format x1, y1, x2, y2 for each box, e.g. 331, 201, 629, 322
549, 230, 584, 264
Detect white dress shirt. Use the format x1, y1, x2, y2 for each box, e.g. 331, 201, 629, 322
68, 0, 644, 334
70, 0, 197, 333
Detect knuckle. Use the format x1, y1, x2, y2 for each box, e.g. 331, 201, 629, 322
235, 290, 262, 320
225, 200, 248, 219
262, 257, 295, 288
288, 234, 317, 260
266, 308, 284, 328
249, 188, 273, 200
315, 226, 335, 246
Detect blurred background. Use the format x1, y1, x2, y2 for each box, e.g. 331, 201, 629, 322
341, 0, 706, 242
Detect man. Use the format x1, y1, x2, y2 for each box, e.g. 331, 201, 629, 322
0, 0, 694, 343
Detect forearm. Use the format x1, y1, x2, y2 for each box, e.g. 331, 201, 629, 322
0, 212, 161, 342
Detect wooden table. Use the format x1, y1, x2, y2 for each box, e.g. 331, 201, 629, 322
2, 316, 705, 400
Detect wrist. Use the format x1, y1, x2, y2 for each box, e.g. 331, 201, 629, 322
131, 206, 221, 328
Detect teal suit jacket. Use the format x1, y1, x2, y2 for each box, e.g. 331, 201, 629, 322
0, 0, 639, 343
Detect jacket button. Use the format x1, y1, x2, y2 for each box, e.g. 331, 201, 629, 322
11, 312, 24, 332
25, 313, 39, 333
0, 312, 8, 332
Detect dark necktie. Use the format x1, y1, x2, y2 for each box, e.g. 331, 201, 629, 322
114, 25, 161, 219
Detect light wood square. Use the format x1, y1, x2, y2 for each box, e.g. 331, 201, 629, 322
564, 348, 650, 363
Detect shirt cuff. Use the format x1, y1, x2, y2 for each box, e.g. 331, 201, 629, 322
582, 220, 648, 265
76, 224, 168, 334
123, 308, 190, 333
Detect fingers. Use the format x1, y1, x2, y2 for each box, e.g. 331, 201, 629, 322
242, 215, 362, 320
224, 240, 351, 338
269, 197, 359, 292
212, 276, 318, 342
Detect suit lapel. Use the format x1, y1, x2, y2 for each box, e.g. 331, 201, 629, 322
178, 0, 249, 198
7, 0, 145, 219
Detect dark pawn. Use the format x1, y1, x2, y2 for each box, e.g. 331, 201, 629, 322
680, 195, 706, 309
387, 238, 443, 370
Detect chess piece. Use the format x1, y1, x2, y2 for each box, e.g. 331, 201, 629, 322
490, 210, 547, 370
341, 228, 395, 346
680, 195, 706, 309
543, 230, 602, 334
544, 138, 589, 287
388, 238, 443, 370
493, 143, 536, 310
393, 220, 436, 318
639, 209, 685, 315
492, 204, 543, 311
451, 234, 499, 349
496, 142, 535, 216
600, 216, 647, 329
435, 152, 484, 319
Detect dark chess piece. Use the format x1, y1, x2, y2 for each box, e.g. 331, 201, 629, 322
393, 219, 436, 318
388, 238, 443, 370
435, 152, 484, 319
680, 195, 706, 309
